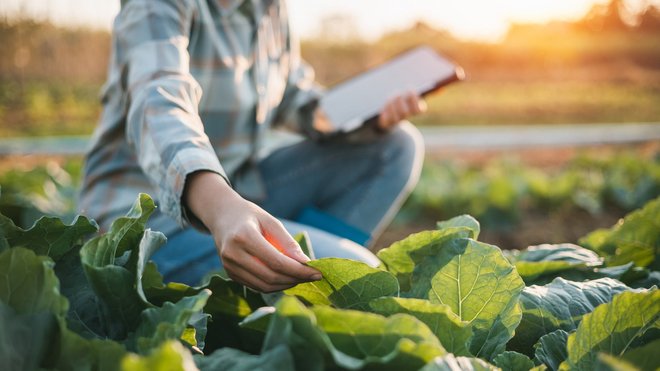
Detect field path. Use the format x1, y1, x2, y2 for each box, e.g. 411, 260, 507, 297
0, 122, 658, 155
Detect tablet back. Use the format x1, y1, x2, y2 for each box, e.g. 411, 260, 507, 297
319, 46, 463, 133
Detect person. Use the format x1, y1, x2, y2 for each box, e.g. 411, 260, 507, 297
78, 0, 426, 292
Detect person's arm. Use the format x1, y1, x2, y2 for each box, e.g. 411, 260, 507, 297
118, 0, 319, 291
184, 172, 321, 292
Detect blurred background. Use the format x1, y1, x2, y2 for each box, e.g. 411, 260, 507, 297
0, 0, 659, 250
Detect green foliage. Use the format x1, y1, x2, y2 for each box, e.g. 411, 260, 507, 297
377, 215, 479, 291
402, 153, 660, 233
194, 345, 294, 371
420, 353, 498, 371
511, 243, 603, 284
509, 277, 631, 356
1, 194, 659, 370
284, 258, 399, 310
388, 217, 523, 360
580, 196, 660, 269
121, 341, 198, 371
0, 212, 97, 259
533, 330, 569, 371
369, 297, 473, 356
492, 351, 535, 371
564, 289, 660, 370
0, 160, 83, 228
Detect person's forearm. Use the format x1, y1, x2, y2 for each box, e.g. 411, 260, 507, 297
183, 171, 238, 231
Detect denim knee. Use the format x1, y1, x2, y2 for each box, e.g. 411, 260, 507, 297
382, 121, 425, 193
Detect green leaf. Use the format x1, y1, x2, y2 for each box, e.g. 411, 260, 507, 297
579, 197, 660, 269
144, 268, 264, 318
143, 268, 267, 353
436, 214, 481, 239
515, 243, 603, 265
261, 296, 333, 371
313, 305, 445, 370
565, 289, 660, 370
239, 306, 276, 333
617, 338, 660, 370
284, 258, 399, 311
512, 243, 603, 284
629, 270, 660, 289
194, 345, 294, 371
0, 214, 98, 260
56, 330, 127, 371
594, 353, 639, 371
0, 246, 126, 371
0, 247, 68, 317
533, 330, 569, 371
509, 277, 631, 356
263, 296, 445, 370
294, 232, 315, 260
421, 354, 498, 371
121, 340, 198, 371
369, 297, 473, 356
54, 246, 107, 338
377, 216, 477, 291
130, 290, 210, 354
493, 351, 535, 371
79, 194, 156, 338
0, 302, 60, 371
406, 238, 525, 360
134, 230, 168, 304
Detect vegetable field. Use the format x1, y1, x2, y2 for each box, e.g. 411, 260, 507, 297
1, 191, 658, 370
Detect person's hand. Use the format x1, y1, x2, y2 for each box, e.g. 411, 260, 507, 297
184, 171, 322, 292
377, 91, 427, 131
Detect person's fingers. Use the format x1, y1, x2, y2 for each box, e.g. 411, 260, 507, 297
225, 247, 305, 286
385, 97, 403, 127
225, 262, 295, 293
378, 99, 394, 129
236, 224, 321, 281
379, 97, 402, 130
260, 217, 311, 264
405, 92, 423, 115
418, 97, 428, 113
379, 92, 425, 130
394, 95, 411, 120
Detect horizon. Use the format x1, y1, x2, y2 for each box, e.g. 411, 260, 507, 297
2, 0, 657, 42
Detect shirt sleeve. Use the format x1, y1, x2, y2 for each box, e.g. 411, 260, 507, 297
271, 3, 383, 143
117, 0, 227, 227
271, 2, 325, 139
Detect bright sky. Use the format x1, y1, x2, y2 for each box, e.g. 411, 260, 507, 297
0, 0, 655, 41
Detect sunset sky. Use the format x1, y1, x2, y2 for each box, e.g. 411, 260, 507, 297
1, 0, 657, 41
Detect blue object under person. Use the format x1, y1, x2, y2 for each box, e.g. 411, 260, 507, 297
295, 206, 371, 246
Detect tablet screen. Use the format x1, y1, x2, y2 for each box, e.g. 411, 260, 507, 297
318, 46, 463, 133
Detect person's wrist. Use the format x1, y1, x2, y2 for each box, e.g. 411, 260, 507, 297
184, 171, 238, 231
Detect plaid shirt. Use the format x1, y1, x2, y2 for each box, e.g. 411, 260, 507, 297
79, 0, 321, 233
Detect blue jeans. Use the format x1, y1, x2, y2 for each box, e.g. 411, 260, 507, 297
152, 122, 424, 285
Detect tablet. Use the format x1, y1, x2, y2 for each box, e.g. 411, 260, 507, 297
317, 46, 464, 133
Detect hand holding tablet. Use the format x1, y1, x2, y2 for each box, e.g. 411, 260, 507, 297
316, 46, 464, 134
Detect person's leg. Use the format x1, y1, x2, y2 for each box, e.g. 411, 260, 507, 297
281, 220, 381, 266
150, 227, 219, 286
255, 121, 425, 246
